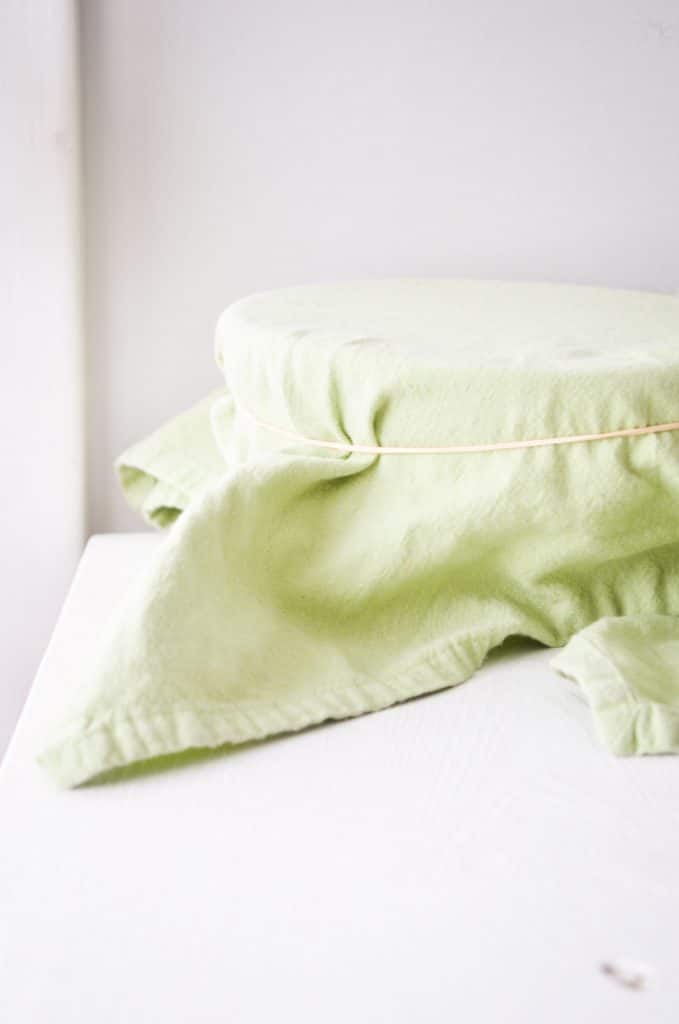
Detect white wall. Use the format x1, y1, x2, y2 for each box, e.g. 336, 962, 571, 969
83, 0, 679, 533
0, 0, 84, 754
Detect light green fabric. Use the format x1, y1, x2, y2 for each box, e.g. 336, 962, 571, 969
115, 391, 227, 528
39, 280, 679, 787
552, 616, 679, 755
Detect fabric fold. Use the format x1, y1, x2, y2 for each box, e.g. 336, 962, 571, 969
115, 389, 229, 527
551, 616, 679, 755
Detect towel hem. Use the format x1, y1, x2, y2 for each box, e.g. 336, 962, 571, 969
39, 626, 506, 788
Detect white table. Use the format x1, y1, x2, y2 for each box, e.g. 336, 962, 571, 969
2, 534, 678, 1023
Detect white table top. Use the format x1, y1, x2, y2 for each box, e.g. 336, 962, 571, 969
2, 533, 678, 1023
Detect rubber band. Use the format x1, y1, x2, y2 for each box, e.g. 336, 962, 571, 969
234, 399, 679, 456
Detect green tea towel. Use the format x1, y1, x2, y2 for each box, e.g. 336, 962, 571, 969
38, 280, 679, 787
552, 616, 679, 755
